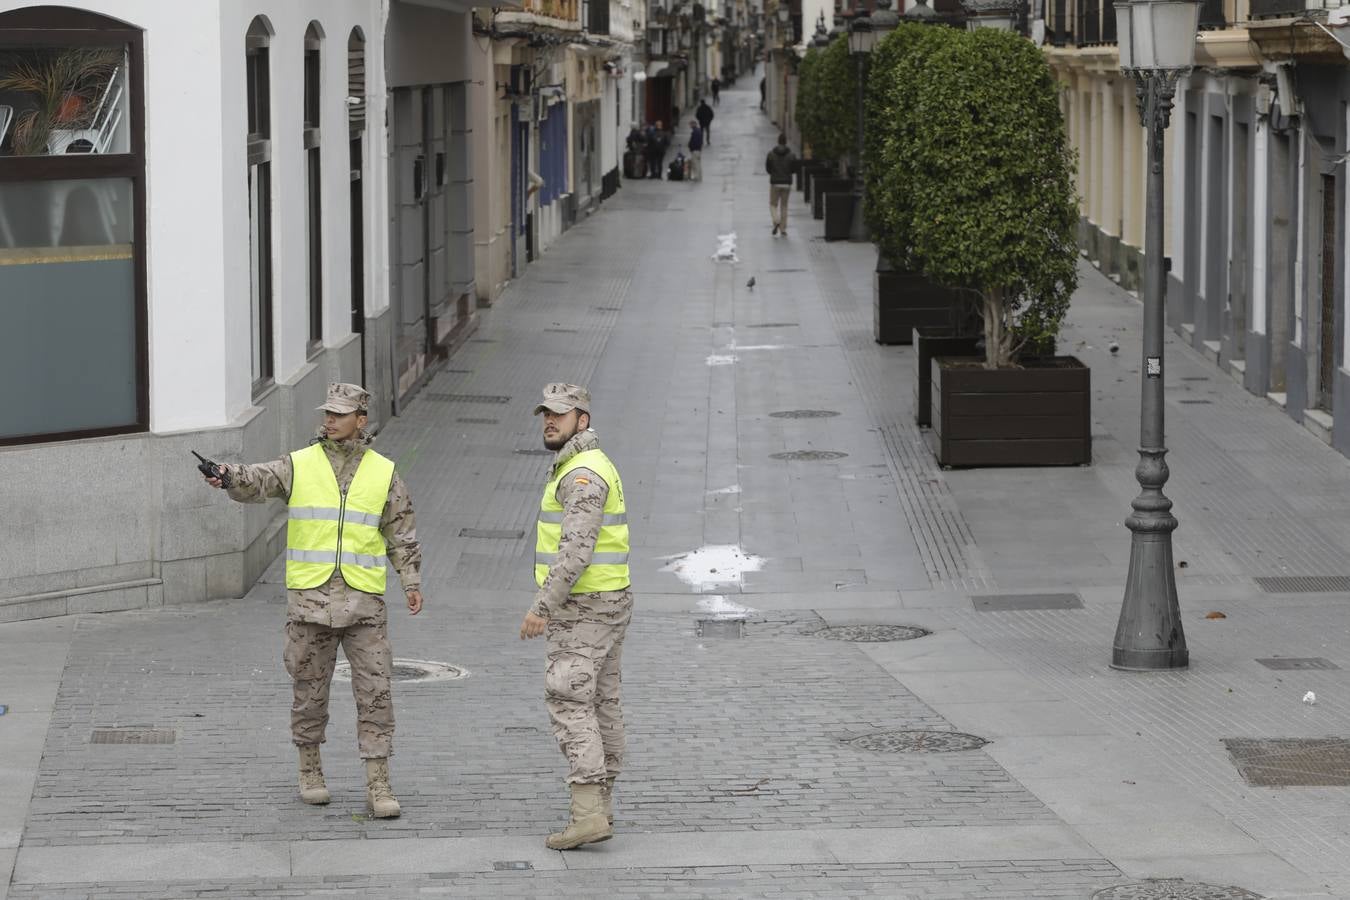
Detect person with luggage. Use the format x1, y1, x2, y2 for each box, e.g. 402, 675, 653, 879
643, 120, 669, 180
687, 120, 704, 182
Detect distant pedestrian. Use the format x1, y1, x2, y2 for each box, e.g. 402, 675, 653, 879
644, 120, 669, 179
520, 384, 633, 851
765, 132, 797, 236
759, 76, 766, 111
688, 120, 704, 182
624, 124, 646, 179
695, 99, 715, 146
201, 383, 422, 819
710, 77, 721, 105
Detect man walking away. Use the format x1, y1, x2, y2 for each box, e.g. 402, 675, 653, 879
759, 76, 766, 111
202, 383, 423, 819
710, 77, 721, 105
765, 132, 797, 236
520, 384, 633, 851
695, 98, 715, 146
688, 120, 704, 182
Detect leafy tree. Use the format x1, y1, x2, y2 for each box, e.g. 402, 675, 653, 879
796, 36, 856, 163
865, 22, 955, 262
896, 28, 1078, 367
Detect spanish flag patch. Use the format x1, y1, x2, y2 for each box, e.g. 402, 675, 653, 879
574, 476, 590, 485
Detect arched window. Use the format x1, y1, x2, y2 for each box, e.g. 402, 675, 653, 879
304, 21, 323, 352
0, 6, 146, 444
246, 16, 273, 389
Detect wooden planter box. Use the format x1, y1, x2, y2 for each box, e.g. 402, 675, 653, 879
802, 162, 834, 199
823, 190, 855, 241
930, 356, 1091, 467
873, 266, 965, 345
913, 328, 981, 428
813, 178, 852, 219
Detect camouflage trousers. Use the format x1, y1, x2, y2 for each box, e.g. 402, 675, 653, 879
545, 618, 627, 784
283, 619, 395, 758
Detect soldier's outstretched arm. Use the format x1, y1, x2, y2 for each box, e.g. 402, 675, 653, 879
202, 457, 293, 503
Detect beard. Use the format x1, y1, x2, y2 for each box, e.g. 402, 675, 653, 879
543, 427, 574, 451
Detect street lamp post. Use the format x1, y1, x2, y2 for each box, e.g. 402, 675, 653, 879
1110, 0, 1201, 671
846, 0, 896, 243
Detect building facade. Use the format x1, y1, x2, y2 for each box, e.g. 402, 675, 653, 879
0, 0, 481, 621
1046, 0, 1350, 454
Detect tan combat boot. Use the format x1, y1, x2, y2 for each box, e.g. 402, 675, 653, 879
545, 782, 613, 850
601, 777, 616, 826
297, 744, 331, 805
364, 757, 401, 818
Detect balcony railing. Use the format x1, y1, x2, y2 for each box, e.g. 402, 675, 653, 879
1248, 0, 1333, 16
525, 0, 579, 20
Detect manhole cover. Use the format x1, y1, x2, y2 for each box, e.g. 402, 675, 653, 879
697, 618, 746, 639
770, 450, 848, 461
1223, 737, 1350, 786
423, 392, 511, 404
456, 417, 499, 425
91, 727, 176, 745
1091, 881, 1263, 899
816, 624, 930, 642
334, 659, 469, 684
1255, 657, 1339, 670
1254, 575, 1350, 593
769, 410, 841, 419
843, 730, 988, 753
459, 528, 526, 539
973, 592, 1083, 612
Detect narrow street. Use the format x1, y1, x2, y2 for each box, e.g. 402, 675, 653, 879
6, 76, 1350, 899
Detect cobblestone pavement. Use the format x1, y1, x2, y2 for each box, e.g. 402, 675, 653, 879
7, 73, 1350, 899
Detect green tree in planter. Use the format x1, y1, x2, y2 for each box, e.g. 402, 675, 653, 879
898, 28, 1078, 368
864, 22, 953, 249
796, 37, 856, 165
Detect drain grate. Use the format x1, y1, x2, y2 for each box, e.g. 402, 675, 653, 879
1091, 881, 1263, 899
697, 618, 745, 639
456, 417, 499, 425
1178, 399, 1212, 404
493, 861, 534, 871
1255, 657, 1339, 670
972, 592, 1083, 612
1254, 575, 1350, 593
844, 730, 988, 753
1223, 737, 1350, 786
595, 306, 622, 312
334, 659, 469, 684
424, 393, 511, 404
515, 448, 554, 456
459, 528, 526, 539
764, 267, 808, 273
91, 727, 175, 745
769, 410, 841, 419
1179, 376, 1211, 382
544, 327, 579, 333
816, 624, 930, 642
770, 450, 849, 461
469, 338, 497, 343
746, 322, 800, 328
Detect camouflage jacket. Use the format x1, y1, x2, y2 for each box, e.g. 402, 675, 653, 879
227, 429, 421, 627
530, 429, 633, 625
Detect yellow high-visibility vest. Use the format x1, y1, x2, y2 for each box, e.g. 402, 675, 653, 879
285, 443, 396, 595
535, 448, 630, 593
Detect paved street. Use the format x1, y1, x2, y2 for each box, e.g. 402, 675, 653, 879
6, 75, 1350, 899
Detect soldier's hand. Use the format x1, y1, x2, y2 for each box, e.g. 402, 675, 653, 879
405, 589, 423, 615
204, 464, 230, 489
520, 612, 547, 640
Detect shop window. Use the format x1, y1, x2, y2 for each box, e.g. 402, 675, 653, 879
0, 8, 146, 444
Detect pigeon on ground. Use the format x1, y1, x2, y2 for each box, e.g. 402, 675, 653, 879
746, 277, 756, 290
1108, 341, 1120, 354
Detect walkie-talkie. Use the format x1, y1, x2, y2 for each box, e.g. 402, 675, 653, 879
192, 450, 233, 488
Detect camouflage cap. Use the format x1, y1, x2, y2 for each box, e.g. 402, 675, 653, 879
316, 382, 371, 415
533, 383, 591, 415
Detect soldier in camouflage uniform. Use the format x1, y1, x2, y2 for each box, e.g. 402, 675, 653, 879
202, 383, 422, 818
520, 383, 633, 850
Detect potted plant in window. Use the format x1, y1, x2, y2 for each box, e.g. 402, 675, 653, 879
865, 22, 967, 350
900, 28, 1087, 466
0, 47, 121, 155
